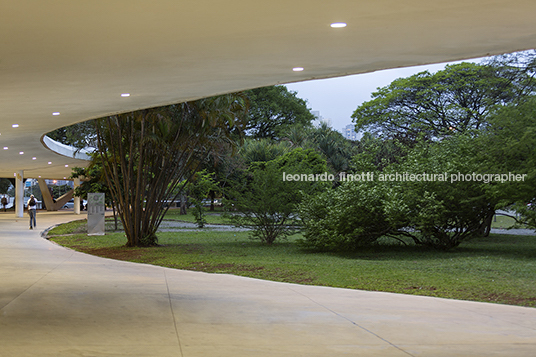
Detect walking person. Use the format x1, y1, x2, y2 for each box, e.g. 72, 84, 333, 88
27, 194, 37, 229
1, 195, 7, 212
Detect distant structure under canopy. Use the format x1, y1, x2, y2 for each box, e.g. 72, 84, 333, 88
343, 124, 361, 141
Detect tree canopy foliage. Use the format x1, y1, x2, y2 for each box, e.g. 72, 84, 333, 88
302, 52, 536, 251
245, 86, 315, 139
307, 122, 355, 175
46, 120, 97, 151
480, 96, 536, 229
351, 60, 536, 143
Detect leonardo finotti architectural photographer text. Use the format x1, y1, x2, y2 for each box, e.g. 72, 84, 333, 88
282, 172, 527, 184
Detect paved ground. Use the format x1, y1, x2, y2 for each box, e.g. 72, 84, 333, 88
490, 228, 536, 235
1, 211, 535, 356
157, 220, 250, 232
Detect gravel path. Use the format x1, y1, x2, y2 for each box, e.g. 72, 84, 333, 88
156, 220, 536, 235
157, 220, 250, 232
490, 228, 536, 236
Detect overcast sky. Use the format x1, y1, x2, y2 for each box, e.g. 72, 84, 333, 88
285, 59, 481, 132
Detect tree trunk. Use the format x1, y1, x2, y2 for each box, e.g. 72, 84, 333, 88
112, 201, 118, 231
209, 190, 215, 211
480, 210, 495, 237
180, 190, 187, 215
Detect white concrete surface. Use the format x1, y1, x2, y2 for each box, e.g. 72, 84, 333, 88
1, 211, 535, 356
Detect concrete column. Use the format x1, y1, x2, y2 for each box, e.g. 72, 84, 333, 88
15, 171, 24, 218
38, 178, 54, 211
74, 178, 81, 215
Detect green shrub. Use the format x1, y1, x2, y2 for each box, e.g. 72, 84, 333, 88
299, 180, 393, 251
225, 148, 328, 244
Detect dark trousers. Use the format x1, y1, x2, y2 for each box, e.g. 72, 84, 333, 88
29, 209, 36, 228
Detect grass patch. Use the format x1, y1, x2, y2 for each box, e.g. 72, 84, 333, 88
47, 217, 124, 235
163, 208, 229, 225
47, 219, 88, 235
490, 214, 526, 229
48, 225, 536, 308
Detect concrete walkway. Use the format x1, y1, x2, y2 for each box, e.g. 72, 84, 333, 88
1, 212, 535, 356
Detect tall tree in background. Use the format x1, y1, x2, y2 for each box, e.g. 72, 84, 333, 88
46, 120, 97, 152
246, 86, 315, 139
484, 50, 536, 97
308, 122, 355, 175
95, 93, 248, 247
352, 61, 535, 143
239, 138, 290, 165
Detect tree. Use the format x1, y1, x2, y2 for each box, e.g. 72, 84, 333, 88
281, 124, 312, 148
301, 134, 501, 251
225, 148, 328, 244
353, 133, 408, 171
481, 96, 536, 229
384, 135, 496, 249
308, 122, 356, 175
186, 170, 217, 228
95, 93, 248, 247
484, 50, 536, 98
46, 120, 97, 152
0, 178, 11, 195
279, 123, 356, 177
351, 62, 533, 142
299, 179, 393, 251
246, 86, 315, 139
239, 138, 290, 165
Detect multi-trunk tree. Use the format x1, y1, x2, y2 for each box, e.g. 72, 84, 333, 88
94, 94, 248, 247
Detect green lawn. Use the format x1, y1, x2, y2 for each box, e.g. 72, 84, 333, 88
490, 214, 524, 229
48, 224, 536, 308
45, 209, 228, 236
163, 208, 229, 225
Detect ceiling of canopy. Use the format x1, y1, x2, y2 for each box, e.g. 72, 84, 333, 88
1, 0, 535, 179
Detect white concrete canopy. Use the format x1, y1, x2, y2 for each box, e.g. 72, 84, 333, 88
1, 0, 536, 178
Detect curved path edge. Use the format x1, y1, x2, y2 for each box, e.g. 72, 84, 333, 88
1, 211, 535, 357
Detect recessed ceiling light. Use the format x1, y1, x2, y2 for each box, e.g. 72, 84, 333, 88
12, 124, 19, 128
330, 22, 347, 28
65, 164, 69, 167
19, 152, 24, 155
121, 93, 131, 97
3, 147, 8, 150
292, 67, 304, 72
32, 157, 36, 160
52, 112, 60, 116
48, 162, 52, 165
